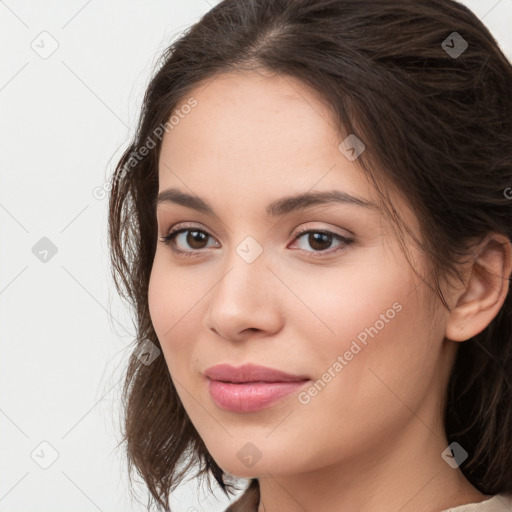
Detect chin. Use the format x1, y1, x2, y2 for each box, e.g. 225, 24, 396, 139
212, 448, 300, 479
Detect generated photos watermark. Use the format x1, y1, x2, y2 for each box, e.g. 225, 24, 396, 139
93, 97, 198, 200
298, 301, 403, 405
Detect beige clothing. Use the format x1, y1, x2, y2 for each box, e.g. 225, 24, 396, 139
224, 482, 512, 512
442, 492, 512, 512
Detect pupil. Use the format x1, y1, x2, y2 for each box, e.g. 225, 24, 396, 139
188, 230, 207, 249
309, 232, 331, 251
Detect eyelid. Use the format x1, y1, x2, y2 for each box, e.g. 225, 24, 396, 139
161, 221, 351, 240
161, 222, 219, 240
288, 226, 354, 257
289, 222, 353, 240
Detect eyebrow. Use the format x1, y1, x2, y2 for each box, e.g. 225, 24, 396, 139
155, 187, 378, 217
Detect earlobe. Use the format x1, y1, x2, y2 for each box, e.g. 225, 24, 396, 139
445, 233, 512, 342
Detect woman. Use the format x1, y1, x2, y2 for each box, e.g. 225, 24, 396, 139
108, 1, 512, 510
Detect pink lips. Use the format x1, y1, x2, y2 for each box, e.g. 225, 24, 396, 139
204, 363, 311, 412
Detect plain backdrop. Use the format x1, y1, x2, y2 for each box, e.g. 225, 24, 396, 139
1, 1, 511, 511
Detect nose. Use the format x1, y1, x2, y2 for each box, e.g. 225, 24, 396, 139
204, 244, 284, 342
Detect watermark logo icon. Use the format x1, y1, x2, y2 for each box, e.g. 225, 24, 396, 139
441, 442, 468, 468
134, 339, 161, 366
32, 237, 58, 263
31, 31, 59, 59
236, 236, 263, 264
442, 32, 468, 59
31, 441, 59, 469
338, 134, 365, 161
237, 442, 262, 468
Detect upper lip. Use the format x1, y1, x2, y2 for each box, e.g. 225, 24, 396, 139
204, 363, 310, 383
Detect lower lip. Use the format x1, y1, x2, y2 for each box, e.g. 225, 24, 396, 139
207, 379, 310, 412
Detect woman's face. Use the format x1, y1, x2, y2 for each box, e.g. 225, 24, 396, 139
148, 70, 454, 478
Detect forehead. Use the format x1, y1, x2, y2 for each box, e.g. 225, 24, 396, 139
158, 70, 372, 197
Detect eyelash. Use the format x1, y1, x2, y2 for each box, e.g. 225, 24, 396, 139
159, 223, 354, 259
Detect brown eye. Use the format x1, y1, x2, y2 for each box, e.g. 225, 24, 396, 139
307, 232, 333, 251
185, 230, 209, 249
160, 226, 220, 255
290, 229, 354, 257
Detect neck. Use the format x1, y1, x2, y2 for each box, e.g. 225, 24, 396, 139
256, 415, 485, 512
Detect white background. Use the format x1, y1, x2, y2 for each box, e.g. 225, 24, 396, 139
1, 1, 511, 511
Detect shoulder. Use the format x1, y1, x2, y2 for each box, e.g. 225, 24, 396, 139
441, 492, 512, 512
221, 487, 512, 512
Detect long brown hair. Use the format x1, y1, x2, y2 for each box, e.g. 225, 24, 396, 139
108, 0, 512, 509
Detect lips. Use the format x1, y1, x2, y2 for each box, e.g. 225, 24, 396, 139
204, 363, 310, 383
204, 363, 311, 412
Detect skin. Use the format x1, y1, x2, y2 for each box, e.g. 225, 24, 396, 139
148, 69, 511, 512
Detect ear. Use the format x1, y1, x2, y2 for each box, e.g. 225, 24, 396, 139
445, 233, 512, 342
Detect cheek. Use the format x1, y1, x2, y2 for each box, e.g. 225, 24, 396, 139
148, 252, 199, 329
278, 246, 417, 367
147, 259, 174, 339
288, 248, 436, 413
147, 255, 209, 375
282, 292, 439, 471
301, 283, 437, 416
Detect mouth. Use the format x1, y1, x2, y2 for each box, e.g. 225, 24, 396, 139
204, 363, 312, 412
204, 363, 311, 383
